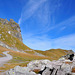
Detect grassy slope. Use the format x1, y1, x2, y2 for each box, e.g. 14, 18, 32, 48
35, 49, 68, 60
0, 46, 50, 72
0, 46, 69, 72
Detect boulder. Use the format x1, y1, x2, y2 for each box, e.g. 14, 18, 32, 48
6, 66, 40, 75
27, 60, 51, 70
6, 59, 75, 75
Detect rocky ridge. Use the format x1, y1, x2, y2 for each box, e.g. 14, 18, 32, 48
0, 18, 22, 42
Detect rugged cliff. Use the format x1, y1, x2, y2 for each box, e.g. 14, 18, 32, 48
0, 18, 22, 41
0, 18, 31, 52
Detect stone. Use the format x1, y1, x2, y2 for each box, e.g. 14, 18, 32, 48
61, 64, 72, 74
4, 19, 9, 24
10, 19, 15, 23
0, 18, 8, 24
6, 57, 75, 75
27, 60, 51, 70
6, 66, 41, 75
42, 67, 51, 75
8, 31, 11, 34
6, 69, 15, 75
14, 66, 30, 73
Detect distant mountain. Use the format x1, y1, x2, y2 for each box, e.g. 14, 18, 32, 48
35, 49, 74, 60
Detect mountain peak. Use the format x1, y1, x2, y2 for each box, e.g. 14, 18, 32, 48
0, 18, 22, 42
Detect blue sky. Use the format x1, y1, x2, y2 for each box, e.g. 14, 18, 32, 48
0, 0, 75, 51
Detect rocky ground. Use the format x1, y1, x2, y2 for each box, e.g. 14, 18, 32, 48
6, 54, 75, 75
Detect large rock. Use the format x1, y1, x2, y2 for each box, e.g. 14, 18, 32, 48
6, 66, 40, 75
6, 58, 75, 75
0, 18, 8, 24
61, 64, 72, 74
27, 60, 52, 70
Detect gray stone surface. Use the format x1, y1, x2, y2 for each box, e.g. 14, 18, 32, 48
6, 57, 75, 75
6, 66, 40, 75
27, 60, 51, 70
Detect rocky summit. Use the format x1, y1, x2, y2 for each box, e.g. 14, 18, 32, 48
0, 18, 32, 52
0, 18, 22, 42
6, 53, 75, 75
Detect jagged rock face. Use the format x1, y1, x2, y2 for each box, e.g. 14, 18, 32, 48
0, 18, 22, 42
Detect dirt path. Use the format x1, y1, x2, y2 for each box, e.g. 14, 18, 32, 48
0, 51, 12, 75
0, 51, 12, 66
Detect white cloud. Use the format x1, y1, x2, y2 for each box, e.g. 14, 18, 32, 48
23, 35, 52, 50
59, 26, 66, 31
34, 15, 75, 34
53, 34, 75, 50
57, 16, 75, 26
18, 0, 62, 30
23, 34, 75, 51
47, 16, 75, 33
18, 0, 75, 51
18, 0, 75, 33
18, 0, 47, 24
18, 18, 21, 25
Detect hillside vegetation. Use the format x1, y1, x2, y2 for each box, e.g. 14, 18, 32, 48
0, 46, 50, 72
0, 46, 72, 73
35, 49, 70, 60
0, 19, 33, 53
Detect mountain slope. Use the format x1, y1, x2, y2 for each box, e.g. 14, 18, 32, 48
0, 18, 33, 52
0, 46, 50, 72
0, 46, 74, 73
35, 49, 73, 60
